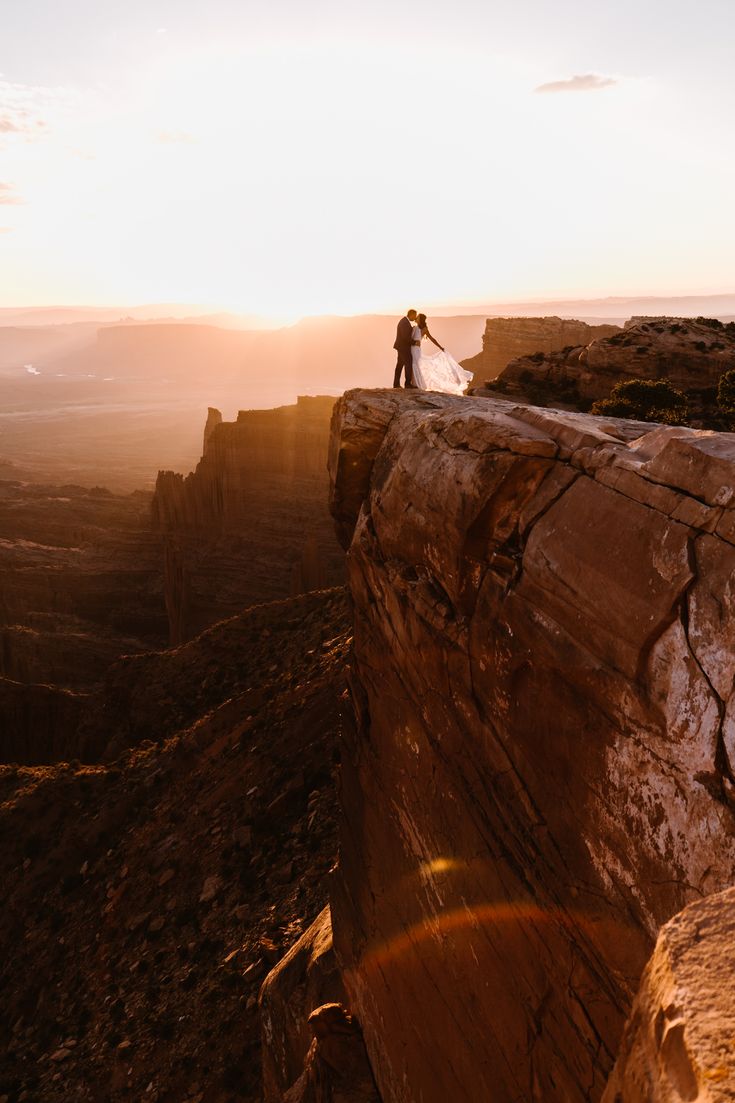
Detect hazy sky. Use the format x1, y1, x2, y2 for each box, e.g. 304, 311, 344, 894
2, 0, 734, 317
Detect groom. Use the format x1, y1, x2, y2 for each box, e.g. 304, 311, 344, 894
393, 308, 418, 388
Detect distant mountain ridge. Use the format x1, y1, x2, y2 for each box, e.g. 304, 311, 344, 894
3, 293, 735, 329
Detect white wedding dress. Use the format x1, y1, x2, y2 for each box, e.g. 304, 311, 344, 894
411, 326, 473, 395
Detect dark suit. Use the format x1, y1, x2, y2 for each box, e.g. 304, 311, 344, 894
393, 316, 414, 387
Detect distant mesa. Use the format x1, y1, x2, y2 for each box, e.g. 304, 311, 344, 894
462, 316, 620, 381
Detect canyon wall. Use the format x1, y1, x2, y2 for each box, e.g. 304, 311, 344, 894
153, 396, 345, 644
462, 316, 620, 382
327, 388, 735, 1102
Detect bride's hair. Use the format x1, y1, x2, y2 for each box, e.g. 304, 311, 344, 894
417, 313, 427, 331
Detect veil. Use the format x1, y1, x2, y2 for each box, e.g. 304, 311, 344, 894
413, 349, 473, 395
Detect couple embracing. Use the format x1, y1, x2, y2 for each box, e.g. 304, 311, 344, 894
393, 308, 473, 396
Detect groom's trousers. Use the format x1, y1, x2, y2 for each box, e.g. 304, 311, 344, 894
393, 347, 413, 387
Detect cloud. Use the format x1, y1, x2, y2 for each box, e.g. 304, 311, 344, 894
0, 182, 21, 204
535, 74, 617, 94
0, 78, 72, 139
156, 130, 195, 144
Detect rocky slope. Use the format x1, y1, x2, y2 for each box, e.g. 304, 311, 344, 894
0, 587, 349, 1103
487, 316, 735, 410
153, 397, 345, 644
461, 315, 620, 381
326, 388, 735, 1102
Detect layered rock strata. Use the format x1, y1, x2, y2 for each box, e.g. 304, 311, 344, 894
602, 886, 735, 1102
461, 315, 620, 381
153, 397, 345, 644
492, 316, 735, 405
327, 388, 735, 1102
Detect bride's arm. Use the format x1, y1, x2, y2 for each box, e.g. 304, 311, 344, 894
425, 328, 445, 351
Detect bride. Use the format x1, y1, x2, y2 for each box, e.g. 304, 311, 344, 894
411, 313, 473, 395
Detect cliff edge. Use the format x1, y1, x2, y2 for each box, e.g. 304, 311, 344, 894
326, 388, 735, 1102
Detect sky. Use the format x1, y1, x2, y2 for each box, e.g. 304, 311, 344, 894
1, 0, 734, 319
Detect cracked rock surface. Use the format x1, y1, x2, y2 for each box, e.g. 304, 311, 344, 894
327, 389, 735, 1103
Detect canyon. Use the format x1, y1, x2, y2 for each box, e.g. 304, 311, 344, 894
5, 355, 735, 1100
318, 388, 735, 1102
0, 396, 343, 762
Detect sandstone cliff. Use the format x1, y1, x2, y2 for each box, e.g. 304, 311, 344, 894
326, 388, 735, 1102
153, 397, 345, 644
491, 316, 735, 408
462, 315, 620, 381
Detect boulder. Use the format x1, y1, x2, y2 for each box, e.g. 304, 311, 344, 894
260, 907, 348, 1102
602, 886, 735, 1102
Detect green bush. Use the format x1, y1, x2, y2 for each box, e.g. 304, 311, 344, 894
591, 379, 688, 424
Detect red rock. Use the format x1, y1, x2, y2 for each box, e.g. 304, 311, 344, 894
328, 390, 735, 1103
602, 887, 735, 1101
491, 316, 735, 406
152, 398, 345, 644
462, 315, 620, 381
259, 908, 348, 1102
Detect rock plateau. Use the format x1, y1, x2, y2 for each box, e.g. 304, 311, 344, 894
489, 316, 735, 409
462, 315, 620, 381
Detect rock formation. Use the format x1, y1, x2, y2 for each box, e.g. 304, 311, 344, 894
489, 316, 735, 407
261, 907, 346, 1102
326, 388, 735, 1102
153, 397, 345, 644
462, 316, 620, 381
602, 886, 735, 1103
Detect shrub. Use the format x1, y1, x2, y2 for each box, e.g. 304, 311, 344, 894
717, 368, 735, 415
591, 379, 688, 424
